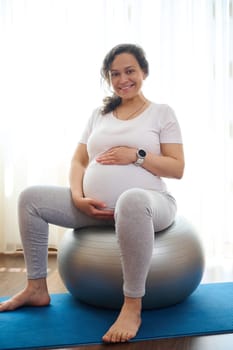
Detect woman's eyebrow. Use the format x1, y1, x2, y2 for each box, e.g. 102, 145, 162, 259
111, 65, 136, 72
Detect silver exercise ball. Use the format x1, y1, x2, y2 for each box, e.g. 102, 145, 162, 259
57, 216, 205, 309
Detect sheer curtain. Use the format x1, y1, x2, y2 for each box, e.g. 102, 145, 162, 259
0, 0, 232, 263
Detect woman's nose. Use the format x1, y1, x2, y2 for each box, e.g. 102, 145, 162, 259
119, 73, 128, 83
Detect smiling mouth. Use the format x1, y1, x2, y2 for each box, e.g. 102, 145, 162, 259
120, 83, 135, 91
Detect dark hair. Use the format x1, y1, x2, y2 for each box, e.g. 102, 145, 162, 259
100, 43, 149, 115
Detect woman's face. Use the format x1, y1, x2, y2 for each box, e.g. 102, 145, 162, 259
109, 53, 146, 100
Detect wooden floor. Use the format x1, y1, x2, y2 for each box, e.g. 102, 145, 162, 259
0, 253, 232, 350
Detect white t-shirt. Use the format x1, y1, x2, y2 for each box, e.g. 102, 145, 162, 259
79, 102, 183, 209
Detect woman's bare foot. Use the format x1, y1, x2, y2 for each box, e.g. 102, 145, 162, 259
102, 297, 142, 343
0, 278, 50, 312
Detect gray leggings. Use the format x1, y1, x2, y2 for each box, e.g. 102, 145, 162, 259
18, 185, 177, 298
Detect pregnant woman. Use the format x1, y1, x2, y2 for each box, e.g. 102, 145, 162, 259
0, 43, 185, 343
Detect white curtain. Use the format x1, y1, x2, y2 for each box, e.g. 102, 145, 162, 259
0, 0, 232, 263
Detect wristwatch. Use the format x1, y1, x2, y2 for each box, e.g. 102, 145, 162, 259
134, 149, 147, 166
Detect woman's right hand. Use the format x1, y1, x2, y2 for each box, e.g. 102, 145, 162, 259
72, 196, 114, 220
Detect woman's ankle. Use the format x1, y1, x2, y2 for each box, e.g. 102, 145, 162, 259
122, 296, 142, 313
27, 278, 48, 291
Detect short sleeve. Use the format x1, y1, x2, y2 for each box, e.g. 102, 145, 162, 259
79, 108, 100, 144
160, 105, 183, 144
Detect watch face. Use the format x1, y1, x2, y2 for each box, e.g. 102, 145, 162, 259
138, 149, 146, 157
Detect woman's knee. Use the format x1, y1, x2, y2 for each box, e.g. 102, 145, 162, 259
18, 186, 40, 209
115, 188, 152, 219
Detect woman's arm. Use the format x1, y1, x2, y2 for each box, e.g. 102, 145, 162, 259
142, 143, 185, 179
96, 143, 185, 180
69, 143, 89, 201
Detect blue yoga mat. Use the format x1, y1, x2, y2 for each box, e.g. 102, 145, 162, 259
0, 282, 232, 350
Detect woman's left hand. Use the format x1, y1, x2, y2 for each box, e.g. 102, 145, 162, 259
96, 146, 136, 165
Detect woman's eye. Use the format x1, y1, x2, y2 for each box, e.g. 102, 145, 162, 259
111, 72, 119, 78
126, 69, 134, 75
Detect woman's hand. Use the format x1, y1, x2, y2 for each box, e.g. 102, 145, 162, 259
96, 144, 185, 179
96, 146, 136, 165
72, 196, 114, 220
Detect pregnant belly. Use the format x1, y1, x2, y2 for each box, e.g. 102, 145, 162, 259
83, 161, 164, 209
83, 162, 130, 209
